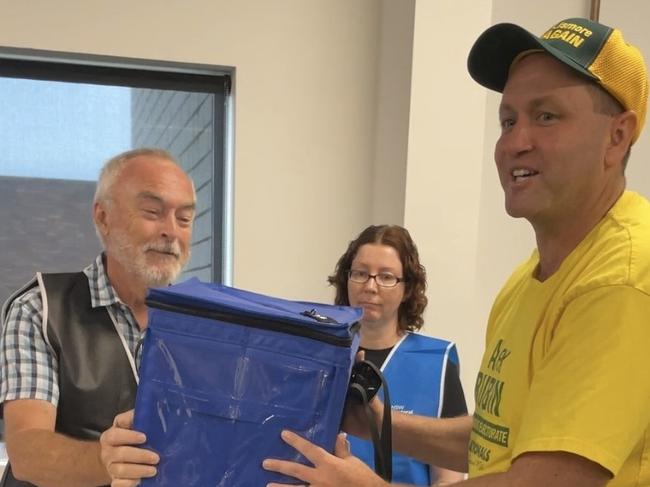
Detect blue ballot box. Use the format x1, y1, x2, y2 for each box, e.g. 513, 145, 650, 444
133, 279, 361, 486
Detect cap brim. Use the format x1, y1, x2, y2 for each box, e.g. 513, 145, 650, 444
468, 23, 597, 92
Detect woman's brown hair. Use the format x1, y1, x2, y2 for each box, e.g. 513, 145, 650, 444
328, 225, 427, 331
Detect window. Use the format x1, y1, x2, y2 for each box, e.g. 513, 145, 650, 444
0, 54, 232, 304
0, 50, 233, 469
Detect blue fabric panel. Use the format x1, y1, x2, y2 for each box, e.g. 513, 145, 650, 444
135, 279, 361, 486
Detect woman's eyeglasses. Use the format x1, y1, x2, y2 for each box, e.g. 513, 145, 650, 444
347, 269, 405, 288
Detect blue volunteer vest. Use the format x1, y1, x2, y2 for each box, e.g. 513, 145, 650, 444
348, 333, 459, 485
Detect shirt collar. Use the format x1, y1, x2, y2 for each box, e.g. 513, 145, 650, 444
83, 253, 122, 308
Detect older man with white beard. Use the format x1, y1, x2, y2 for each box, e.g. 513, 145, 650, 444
0, 148, 196, 487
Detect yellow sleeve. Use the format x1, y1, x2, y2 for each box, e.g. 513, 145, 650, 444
512, 285, 650, 475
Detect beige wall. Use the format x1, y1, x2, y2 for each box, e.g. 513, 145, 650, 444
0, 0, 394, 304
404, 0, 492, 406
2, 0, 650, 407
371, 0, 415, 225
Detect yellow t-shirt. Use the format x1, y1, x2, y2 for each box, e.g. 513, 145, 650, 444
468, 191, 650, 486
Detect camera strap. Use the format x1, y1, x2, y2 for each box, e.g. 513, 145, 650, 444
347, 361, 392, 482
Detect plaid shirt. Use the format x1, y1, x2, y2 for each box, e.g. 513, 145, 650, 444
0, 254, 142, 407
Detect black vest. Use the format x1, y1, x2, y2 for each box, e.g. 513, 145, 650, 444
1, 272, 138, 487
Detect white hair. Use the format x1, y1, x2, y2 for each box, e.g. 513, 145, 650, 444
93, 148, 190, 247
93, 147, 179, 206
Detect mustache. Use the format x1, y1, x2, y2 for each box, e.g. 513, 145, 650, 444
144, 240, 182, 258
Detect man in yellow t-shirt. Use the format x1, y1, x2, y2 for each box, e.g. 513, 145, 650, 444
260, 16, 650, 487
469, 189, 650, 486
464, 17, 650, 486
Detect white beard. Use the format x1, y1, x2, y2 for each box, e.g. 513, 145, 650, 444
108, 229, 189, 287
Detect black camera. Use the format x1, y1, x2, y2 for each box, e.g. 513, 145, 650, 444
347, 360, 383, 403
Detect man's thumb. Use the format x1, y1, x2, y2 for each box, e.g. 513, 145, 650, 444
334, 433, 351, 458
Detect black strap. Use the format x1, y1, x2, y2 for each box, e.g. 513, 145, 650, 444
379, 375, 392, 481
348, 361, 392, 481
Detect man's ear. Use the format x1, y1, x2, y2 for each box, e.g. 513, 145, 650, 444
93, 201, 109, 238
605, 110, 637, 169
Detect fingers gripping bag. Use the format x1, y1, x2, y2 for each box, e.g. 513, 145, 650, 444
133, 278, 361, 486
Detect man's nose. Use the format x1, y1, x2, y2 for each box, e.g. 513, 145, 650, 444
502, 120, 534, 156
160, 213, 179, 239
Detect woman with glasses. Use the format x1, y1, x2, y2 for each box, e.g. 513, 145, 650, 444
329, 224, 467, 485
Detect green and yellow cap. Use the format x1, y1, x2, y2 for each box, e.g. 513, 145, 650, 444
467, 17, 648, 143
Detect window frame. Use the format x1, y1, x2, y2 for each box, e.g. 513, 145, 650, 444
0, 47, 234, 284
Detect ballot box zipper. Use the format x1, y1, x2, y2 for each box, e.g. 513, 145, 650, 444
146, 298, 358, 347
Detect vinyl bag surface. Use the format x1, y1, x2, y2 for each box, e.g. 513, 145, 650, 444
134, 279, 362, 486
